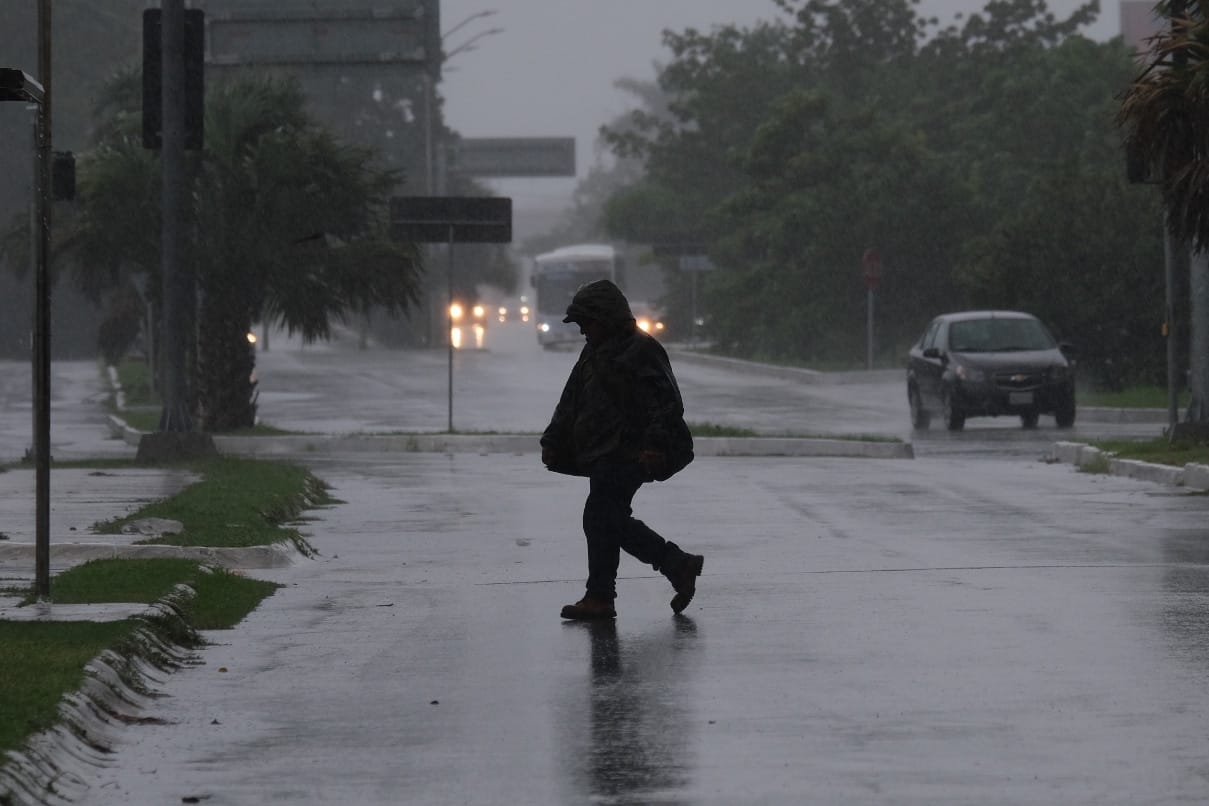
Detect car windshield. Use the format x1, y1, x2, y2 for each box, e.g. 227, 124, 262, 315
948, 317, 1056, 353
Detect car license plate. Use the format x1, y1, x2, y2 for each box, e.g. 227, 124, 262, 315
1009, 391, 1034, 405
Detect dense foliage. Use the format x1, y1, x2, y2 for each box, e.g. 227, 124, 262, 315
65, 70, 423, 430
603, 0, 1167, 388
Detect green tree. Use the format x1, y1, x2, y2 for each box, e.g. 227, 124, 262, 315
601, 0, 1161, 384
1119, 0, 1209, 420
67, 70, 423, 430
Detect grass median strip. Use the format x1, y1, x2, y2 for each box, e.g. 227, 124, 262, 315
93, 456, 337, 551
0, 455, 332, 771
0, 620, 139, 757
1089, 437, 1209, 467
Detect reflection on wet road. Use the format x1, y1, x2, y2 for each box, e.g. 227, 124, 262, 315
46, 326, 1209, 805
559, 617, 700, 804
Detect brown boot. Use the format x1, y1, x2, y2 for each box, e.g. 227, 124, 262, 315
560, 595, 616, 620
669, 554, 704, 614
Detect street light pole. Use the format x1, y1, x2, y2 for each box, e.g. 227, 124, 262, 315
33, 0, 53, 599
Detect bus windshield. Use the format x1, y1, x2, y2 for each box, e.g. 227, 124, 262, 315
534, 261, 613, 314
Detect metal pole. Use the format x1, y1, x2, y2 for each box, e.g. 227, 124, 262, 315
447, 227, 454, 432
690, 269, 698, 346
866, 288, 875, 370
158, 0, 192, 432
1189, 251, 1209, 422
1164, 221, 1179, 437
33, 0, 53, 599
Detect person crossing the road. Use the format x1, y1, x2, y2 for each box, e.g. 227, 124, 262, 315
540, 279, 703, 620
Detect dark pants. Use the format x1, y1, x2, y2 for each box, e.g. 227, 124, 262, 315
582, 455, 690, 600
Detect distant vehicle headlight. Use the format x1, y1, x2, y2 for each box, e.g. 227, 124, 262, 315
539, 322, 550, 333
637, 318, 652, 333
472, 304, 485, 319
449, 302, 464, 322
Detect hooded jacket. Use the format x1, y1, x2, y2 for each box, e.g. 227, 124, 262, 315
541, 280, 693, 480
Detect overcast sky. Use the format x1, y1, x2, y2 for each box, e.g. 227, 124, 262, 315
438, 0, 1122, 213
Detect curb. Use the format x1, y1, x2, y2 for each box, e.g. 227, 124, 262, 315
1049, 441, 1209, 491
212, 433, 915, 460
667, 348, 902, 385
110, 418, 913, 460
0, 587, 200, 806
0, 541, 300, 571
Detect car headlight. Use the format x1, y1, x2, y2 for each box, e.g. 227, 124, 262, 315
954, 364, 985, 383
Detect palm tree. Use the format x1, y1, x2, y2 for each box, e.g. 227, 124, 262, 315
1118, 1, 1209, 245
1118, 0, 1209, 426
66, 69, 423, 430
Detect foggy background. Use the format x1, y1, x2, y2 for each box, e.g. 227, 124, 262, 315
440, 0, 1123, 226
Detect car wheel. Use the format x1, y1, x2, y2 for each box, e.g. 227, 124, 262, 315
943, 391, 965, 431
909, 386, 931, 430
1020, 411, 1040, 429
1055, 399, 1076, 428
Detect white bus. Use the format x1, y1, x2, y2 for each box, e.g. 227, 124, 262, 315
529, 244, 662, 348
532, 244, 623, 347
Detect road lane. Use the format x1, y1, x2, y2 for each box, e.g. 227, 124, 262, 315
73, 447, 1209, 805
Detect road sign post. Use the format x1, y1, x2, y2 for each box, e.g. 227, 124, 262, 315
391, 197, 512, 431
862, 248, 882, 370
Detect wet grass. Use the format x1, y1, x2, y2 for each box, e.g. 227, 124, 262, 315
0, 620, 139, 757
1080, 386, 1191, 409
688, 422, 758, 438
109, 358, 296, 436
0, 559, 281, 761
112, 358, 156, 407
1089, 436, 1209, 467
93, 456, 337, 550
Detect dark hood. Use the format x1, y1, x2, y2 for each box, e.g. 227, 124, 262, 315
562, 279, 634, 324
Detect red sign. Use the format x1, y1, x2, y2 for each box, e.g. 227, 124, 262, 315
862, 248, 882, 290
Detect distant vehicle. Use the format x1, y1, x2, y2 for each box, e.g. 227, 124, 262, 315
531, 244, 669, 347
449, 300, 487, 350
531, 244, 623, 348
906, 310, 1076, 431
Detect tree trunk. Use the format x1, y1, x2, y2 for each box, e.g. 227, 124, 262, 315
1188, 251, 1209, 426
196, 287, 257, 432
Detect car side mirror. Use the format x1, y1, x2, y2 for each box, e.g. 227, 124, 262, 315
922, 347, 941, 360
1059, 341, 1077, 358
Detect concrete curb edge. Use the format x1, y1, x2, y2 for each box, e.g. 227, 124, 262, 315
1049, 441, 1209, 492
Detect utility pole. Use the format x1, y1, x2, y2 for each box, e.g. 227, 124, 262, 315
1190, 251, 1209, 423
33, 0, 52, 599
158, 0, 193, 433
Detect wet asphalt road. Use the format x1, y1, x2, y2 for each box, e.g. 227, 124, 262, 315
4, 325, 1208, 804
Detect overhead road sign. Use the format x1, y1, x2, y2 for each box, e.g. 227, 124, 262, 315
390, 196, 512, 244
455, 137, 576, 178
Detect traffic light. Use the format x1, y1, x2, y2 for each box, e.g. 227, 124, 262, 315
143, 8, 204, 150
